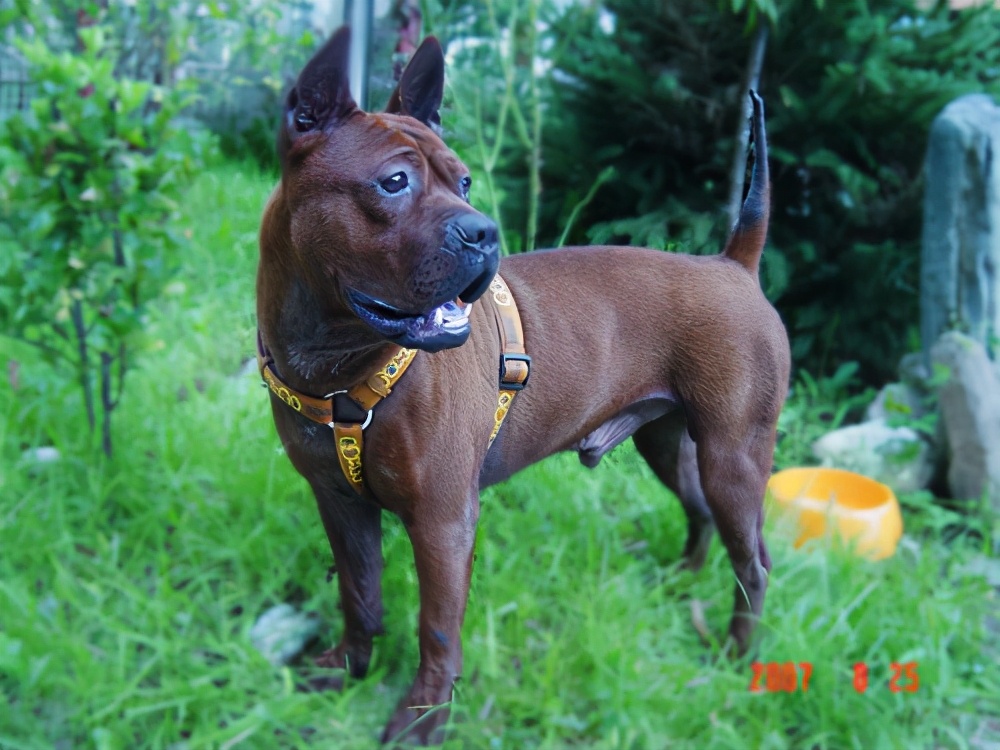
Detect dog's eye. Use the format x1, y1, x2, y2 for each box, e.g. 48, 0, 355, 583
379, 172, 409, 194
459, 175, 472, 197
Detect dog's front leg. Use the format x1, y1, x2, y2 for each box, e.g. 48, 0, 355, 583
310, 482, 384, 686
381, 492, 480, 745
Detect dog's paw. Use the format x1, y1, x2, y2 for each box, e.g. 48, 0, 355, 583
381, 701, 450, 746
295, 647, 348, 693
298, 673, 346, 693
314, 647, 346, 669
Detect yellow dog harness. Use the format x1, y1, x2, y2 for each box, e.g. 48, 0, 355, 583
258, 274, 530, 495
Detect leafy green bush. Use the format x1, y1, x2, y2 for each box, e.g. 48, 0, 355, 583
0, 26, 201, 456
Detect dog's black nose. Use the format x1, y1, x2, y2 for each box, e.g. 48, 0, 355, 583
453, 213, 499, 253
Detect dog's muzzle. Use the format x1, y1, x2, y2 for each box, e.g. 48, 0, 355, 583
346, 213, 500, 352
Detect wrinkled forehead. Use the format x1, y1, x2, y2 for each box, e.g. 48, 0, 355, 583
369, 112, 467, 174
288, 111, 466, 182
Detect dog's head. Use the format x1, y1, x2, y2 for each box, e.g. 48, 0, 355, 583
276, 26, 499, 353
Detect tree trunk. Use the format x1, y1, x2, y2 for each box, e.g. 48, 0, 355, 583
725, 23, 769, 231
99, 347, 124, 459
71, 300, 95, 432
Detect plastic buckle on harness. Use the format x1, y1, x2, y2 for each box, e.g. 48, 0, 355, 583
326, 390, 373, 429
499, 353, 532, 391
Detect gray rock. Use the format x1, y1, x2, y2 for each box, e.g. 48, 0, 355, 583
812, 420, 934, 493
958, 555, 1000, 588
930, 331, 1000, 506
864, 381, 928, 423
921, 94, 1000, 362
898, 352, 932, 392
20, 446, 61, 464
250, 604, 320, 667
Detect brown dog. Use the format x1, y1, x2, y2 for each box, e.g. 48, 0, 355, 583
256, 26, 790, 744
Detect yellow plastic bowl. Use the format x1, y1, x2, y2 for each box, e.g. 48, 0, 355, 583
767, 467, 903, 560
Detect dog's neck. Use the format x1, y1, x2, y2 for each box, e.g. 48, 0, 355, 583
256, 189, 400, 395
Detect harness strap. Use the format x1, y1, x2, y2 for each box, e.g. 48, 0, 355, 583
257, 331, 416, 495
488, 275, 531, 446
331, 347, 417, 494
257, 273, 529, 494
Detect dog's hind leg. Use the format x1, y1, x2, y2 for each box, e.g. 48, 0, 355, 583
632, 410, 715, 571
691, 421, 776, 655
311, 483, 384, 685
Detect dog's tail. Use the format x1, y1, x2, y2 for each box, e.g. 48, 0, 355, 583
722, 91, 769, 275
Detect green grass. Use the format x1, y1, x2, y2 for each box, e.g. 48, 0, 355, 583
1, 161, 997, 750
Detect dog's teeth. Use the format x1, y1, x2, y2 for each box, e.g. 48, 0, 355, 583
432, 301, 471, 330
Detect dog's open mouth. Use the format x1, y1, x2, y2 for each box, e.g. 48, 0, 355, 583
346, 269, 494, 352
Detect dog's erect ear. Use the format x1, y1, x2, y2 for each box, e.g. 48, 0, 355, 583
281, 26, 357, 150
385, 36, 445, 130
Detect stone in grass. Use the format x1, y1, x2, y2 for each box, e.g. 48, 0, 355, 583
958, 555, 1000, 589
931, 331, 1000, 508
19, 446, 62, 479
812, 420, 934, 494
898, 352, 932, 391
864, 381, 928, 424
250, 604, 320, 667
21, 446, 61, 464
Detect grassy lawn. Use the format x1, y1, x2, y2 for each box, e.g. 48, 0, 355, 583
1, 161, 997, 750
